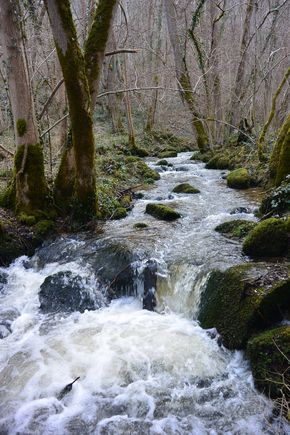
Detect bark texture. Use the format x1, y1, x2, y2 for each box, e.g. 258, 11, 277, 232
0, 0, 48, 215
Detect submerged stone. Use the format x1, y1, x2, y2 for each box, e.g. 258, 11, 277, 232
145, 203, 181, 221
172, 183, 200, 194
243, 217, 289, 258
198, 263, 290, 349
227, 168, 250, 189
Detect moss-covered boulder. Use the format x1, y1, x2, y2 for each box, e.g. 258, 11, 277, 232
198, 263, 290, 349
145, 203, 181, 221
215, 220, 256, 239
243, 217, 289, 258
247, 326, 290, 399
134, 223, 148, 229
157, 159, 169, 166
113, 207, 127, 220
130, 145, 149, 157
172, 183, 200, 194
227, 168, 251, 189
206, 155, 230, 170
158, 150, 177, 159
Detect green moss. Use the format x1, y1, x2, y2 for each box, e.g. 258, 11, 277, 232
113, 207, 127, 220
198, 264, 290, 349
206, 155, 230, 170
276, 126, 290, 186
16, 119, 27, 137
215, 220, 256, 239
247, 326, 290, 399
157, 159, 169, 166
130, 146, 149, 157
145, 203, 181, 221
158, 150, 177, 159
14, 143, 49, 216
243, 218, 289, 257
18, 213, 36, 226
134, 222, 148, 229
227, 168, 250, 189
35, 220, 55, 237
172, 183, 200, 194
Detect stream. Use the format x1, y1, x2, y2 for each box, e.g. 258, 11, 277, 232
0, 153, 289, 434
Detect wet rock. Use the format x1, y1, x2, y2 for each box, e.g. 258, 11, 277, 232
243, 217, 290, 258
33, 237, 138, 299
39, 271, 103, 313
134, 223, 148, 229
142, 259, 157, 311
157, 159, 169, 166
215, 220, 256, 239
172, 183, 200, 194
227, 168, 250, 189
247, 325, 290, 400
175, 166, 189, 172
0, 272, 8, 293
198, 263, 290, 349
0, 324, 10, 339
145, 203, 181, 221
230, 207, 251, 215
0, 307, 19, 338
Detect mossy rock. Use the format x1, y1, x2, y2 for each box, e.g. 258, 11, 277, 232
130, 146, 149, 157
145, 203, 181, 221
247, 326, 290, 399
198, 263, 290, 349
157, 159, 169, 166
172, 183, 200, 194
206, 155, 230, 170
158, 150, 177, 159
215, 220, 256, 239
227, 168, 250, 189
113, 207, 127, 220
134, 223, 148, 229
193, 151, 213, 163
243, 218, 289, 258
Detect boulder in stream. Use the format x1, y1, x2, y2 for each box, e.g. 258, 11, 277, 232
215, 220, 256, 240
39, 271, 105, 313
172, 183, 200, 194
198, 263, 290, 349
145, 203, 181, 221
227, 168, 251, 189
247, 325, 290, 400
243, 217, 290, 258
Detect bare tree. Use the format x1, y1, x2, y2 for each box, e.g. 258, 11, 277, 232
0, 0, 48, 216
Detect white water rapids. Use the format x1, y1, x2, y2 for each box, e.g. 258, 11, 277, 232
0, 153, 289, 434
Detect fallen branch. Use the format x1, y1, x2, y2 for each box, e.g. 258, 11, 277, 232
40, 113, 69, 138
0, 143, 13, 156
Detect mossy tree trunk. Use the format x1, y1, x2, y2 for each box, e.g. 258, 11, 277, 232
0, 0, 48, 216
44, 0, 97, 219
269, 113, 290, 185
164, 0, 209, 152
46, 0, 117, 218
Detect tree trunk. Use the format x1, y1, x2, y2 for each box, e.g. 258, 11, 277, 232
0, 0, 48, 216
269, 113, 290, 185
230, 0, 254, 127
44, 0, 96, 220
164, 0, 209, 152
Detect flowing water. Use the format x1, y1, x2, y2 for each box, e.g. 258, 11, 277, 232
0, 153, 289, 434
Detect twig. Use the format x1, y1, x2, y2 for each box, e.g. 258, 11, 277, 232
0, 144, 13, 157
39, 79, 64, 120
